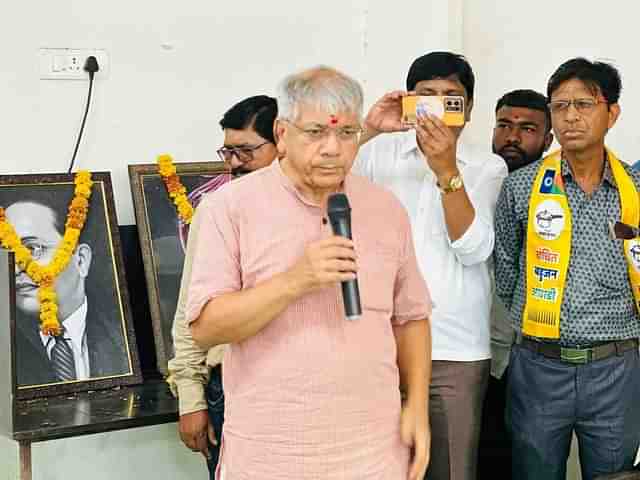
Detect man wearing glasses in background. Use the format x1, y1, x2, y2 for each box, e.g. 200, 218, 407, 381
495, 58, 640, 479
168, 94, 278, 478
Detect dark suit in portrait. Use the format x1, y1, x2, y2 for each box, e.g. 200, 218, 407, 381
15, 299, 129, 386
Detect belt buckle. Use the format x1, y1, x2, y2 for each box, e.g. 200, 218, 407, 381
560, 347, 591, 364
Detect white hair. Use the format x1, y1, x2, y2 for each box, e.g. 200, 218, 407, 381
276, 65, 364, 122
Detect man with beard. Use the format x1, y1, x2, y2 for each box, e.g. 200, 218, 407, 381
492, 89, 554, 173
168, 95, 278, 478
478, 89, 553, 477
490, 89, 553, 379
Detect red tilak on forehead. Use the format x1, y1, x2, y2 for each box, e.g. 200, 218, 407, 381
329, 115, 338, 125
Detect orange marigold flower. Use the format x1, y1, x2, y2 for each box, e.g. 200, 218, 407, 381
40, 302, 58, 316
75, 170, 91, 182
38, 290, 57, 304
41, 320, 62, 337
177, 200, 193, 218
0, 222, 14, 240
157, 154, 174, 165
157, 155, 176, 174
75, 184, 92, 198
159, 164, 177, 177
27, 262, 43, 281
70, 196, 89, 209
14, 245, 32, 265
38, 269, 55, 286
64, 227, 81, 241
69, 205, 88, 215
165, 173, 181, 185
65, 219, 84, 230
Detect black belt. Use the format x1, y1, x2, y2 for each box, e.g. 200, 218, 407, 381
518, 337, 639, 364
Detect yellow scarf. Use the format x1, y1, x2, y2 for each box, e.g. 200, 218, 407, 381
523, 149, 640, 338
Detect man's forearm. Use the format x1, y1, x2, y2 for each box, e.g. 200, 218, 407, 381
394, 318, 430, 408
440, 184, 476, 242
191, 270, 303, 349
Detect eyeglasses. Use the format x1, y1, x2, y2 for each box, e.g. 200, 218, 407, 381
22, 240, 53, 261
216, 142, 270, 163
547, 98, 605, 114
284, 120, 363, 144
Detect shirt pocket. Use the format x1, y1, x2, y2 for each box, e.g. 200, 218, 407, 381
592, 237, 630, 293
358, 249, 397, 314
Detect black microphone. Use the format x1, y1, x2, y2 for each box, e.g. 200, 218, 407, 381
327, 193, 362, 321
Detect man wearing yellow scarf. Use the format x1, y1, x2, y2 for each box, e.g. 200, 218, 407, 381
494, 58, 640, 480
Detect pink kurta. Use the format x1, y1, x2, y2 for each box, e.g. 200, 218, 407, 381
186, 161, 431, 479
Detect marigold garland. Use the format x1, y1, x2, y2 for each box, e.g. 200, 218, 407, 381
0, 171, 93, 336
157, 154, 194, 224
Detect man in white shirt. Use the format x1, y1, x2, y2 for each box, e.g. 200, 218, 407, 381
354, 51, 507, 480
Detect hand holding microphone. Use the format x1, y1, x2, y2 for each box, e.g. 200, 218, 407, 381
285, 193, 361, 321
287, 235, 357, 297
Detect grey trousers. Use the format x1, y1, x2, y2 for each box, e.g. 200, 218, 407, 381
425, 359, 491, 480
508, 344, 640, 480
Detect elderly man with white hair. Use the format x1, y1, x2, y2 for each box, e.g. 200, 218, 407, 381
184, 65, 432, 479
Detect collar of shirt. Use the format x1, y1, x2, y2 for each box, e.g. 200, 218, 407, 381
560, 152, 617, 189
40, 297, 88, 354
273, 158, 350, 209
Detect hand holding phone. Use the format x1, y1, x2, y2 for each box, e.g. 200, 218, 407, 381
402, 95, 465, 127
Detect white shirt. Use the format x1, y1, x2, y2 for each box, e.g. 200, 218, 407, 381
354, 131, 507, 361
40, 298, 90, 379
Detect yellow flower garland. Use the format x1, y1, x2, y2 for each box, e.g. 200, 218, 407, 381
0, 171, 93, 336
157, 154, 194, 224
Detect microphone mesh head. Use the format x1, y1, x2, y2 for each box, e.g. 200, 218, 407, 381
327, 193, 350, 214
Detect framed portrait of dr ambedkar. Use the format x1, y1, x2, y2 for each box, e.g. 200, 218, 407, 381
128, 161, 230, 374
0, 172, 142, 399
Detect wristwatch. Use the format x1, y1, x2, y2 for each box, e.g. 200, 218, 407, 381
437, 173, 464, 194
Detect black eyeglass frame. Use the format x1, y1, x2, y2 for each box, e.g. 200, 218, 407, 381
216, 142, 270, 163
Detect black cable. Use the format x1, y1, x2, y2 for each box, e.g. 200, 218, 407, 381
67, 55, 99, 174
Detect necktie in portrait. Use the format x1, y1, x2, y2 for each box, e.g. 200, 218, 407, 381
50, 335, 77, 381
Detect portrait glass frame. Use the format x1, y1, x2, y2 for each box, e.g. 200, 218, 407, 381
128, 161, 230, 374
0, 172, 142, 400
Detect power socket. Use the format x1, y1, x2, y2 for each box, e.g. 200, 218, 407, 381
39, 48, 109, 80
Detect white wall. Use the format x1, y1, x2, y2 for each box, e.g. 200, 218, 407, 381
0, 0, 455, 226
0, 1, 456, 478
462, 0, 640, 165
4, 0, 628, 477
0, 437, 18, 480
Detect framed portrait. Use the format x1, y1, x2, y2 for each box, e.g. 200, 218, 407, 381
0, 172, 142, 399
128, 161, 230, 374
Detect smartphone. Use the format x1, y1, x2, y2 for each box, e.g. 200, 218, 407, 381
401, 95, 465, 126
